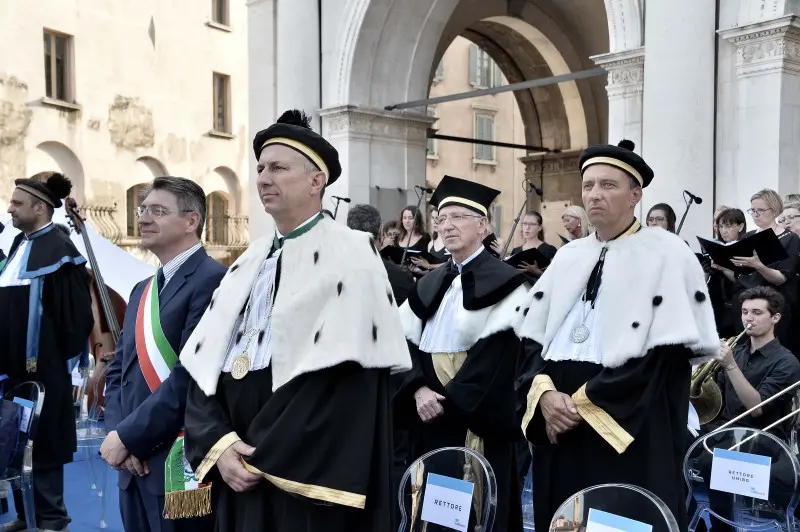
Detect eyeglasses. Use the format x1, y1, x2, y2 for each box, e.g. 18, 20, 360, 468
435, 213, 483, 225
747, 208, 772, 216
135, 205, 193, 218
647, 216, 667, 224
777, 214, 800, 225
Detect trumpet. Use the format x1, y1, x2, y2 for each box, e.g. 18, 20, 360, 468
689, 325, 751, 424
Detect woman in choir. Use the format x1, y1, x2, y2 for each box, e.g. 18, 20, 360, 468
410, 208, 448, 273
778, 202, 800, 236
708, 208, 747, 337
713, 205, 731, 240
559, 205, 590, 244
398, 205, 430, 253
380, 220, 402, 249
646, 203, 677, 233
720, 190, 800, 353
510, 211, 557, 282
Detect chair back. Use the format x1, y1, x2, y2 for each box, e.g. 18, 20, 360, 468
0, 381, 44, 481
684, 427, 800, 532
397, 446, 497, 532
548, 483, 680, 532
76, 356, 108, 445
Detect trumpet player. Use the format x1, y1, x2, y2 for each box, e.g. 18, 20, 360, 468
712, 286, 800, 436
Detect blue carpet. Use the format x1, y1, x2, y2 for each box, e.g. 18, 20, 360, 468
0, 451, 123, 531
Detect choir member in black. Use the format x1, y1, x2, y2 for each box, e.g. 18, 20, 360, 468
347, 203, 414, 306
397, 175, 531, 532
0, 173, 93, 532
510, 211, 557, 282
516, 140, 719, 532
646, 203, 677, 233
724, 190, 800, 355
179, 110, 411, 532
708, 208, 747, 338
398, 205, 431, 254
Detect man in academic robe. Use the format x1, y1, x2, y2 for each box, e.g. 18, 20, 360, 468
178, 110, 412, 532
396, 175, 530, 531
101, 177, 226, 532
0, 174, 94, 532
515, 140, 719, 532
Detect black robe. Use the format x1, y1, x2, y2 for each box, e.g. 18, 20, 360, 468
397, 250, 528, 532
0, 225, 93, 467
185, 363, 394, 532
517, 341, 692, 532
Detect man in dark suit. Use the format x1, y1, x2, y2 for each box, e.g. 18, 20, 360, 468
346, 203, 414, 305
101, 176, 226, 532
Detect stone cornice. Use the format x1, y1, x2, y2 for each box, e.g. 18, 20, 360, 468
591, 47, 645, 99
520, 149, 582, 177
719, 15, 800, 77
319, 105, 433, 146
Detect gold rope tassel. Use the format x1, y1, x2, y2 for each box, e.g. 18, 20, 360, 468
163, 486, 212, 520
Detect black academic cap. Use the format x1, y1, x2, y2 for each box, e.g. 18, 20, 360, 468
579, 139, 654, 188
430, 175, 500, 216
252, 110, 342, 185
14, 172, 73, 208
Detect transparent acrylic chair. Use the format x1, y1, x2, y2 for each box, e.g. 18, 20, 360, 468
684, 427, 799, 532
0, 381, 45, 532
397, 446, 497, 532
75, 355, 110, 529
549, 483, 681, 532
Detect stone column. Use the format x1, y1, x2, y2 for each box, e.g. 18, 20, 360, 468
591, 47, 645, 148
319, 105, 432, 223
719, 15, 800, 207
641, 0, 717, 243
276, 0, 320, 127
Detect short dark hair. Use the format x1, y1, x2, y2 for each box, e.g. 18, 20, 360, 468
148, 176, 207, 238
347, 204, 382, 240
740, 286, 784, 315
717, 208, 747, 240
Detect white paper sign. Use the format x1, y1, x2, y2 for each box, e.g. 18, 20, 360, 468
586, 508, 653, 532
13, 397, 33, 433
710, 448, 771, 500
420, 473, 474, 531
71, 366, 84, 387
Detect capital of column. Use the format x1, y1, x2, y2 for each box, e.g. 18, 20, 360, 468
319, 105, 433, 147
590, 47, 645, 99
519, 149, 582, 179
719, 15, 800, 78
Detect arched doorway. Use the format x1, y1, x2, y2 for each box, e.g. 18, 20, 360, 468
205, 191, 230, 245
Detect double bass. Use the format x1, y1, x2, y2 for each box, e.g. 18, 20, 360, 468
65, 198, 127, 415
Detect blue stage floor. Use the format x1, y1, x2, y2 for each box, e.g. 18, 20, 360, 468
0, 453, 123, 532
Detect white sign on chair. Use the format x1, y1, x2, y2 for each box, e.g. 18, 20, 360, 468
710, 448, 771, 500
420, 472, 474, 532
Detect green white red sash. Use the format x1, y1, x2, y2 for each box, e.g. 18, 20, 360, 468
135, 276, 178, 393
135, 274, 211, 519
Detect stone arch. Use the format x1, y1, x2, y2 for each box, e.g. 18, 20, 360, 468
604, 0, 643, 53
27, 141, 85, 201
204, 166, 241, 212
130, 156, 168, 188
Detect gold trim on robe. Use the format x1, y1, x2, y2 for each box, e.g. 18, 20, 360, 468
521, 374, 557, 434
241, 461, 367, 509
195, 431, 241, 482
571, 383, 634, 454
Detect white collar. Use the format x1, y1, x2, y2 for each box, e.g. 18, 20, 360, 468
275, 212, 321, 240
454, 245, 484, 273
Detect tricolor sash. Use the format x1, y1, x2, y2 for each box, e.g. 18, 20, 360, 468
135, 275, 211, 519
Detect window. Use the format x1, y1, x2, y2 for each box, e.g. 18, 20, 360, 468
474, 113, 495, 161
212, 0, 229, 25
213, 73, 231, 133
206, 192, 229, 244
127, 184, 149, 237
427, 106, 438, 157
43, 30, 73, 102
468, 43, 504, 88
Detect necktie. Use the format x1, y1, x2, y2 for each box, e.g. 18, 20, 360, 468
156, 267, 165, 294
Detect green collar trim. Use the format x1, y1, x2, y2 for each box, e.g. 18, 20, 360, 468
273, 213, 324, 250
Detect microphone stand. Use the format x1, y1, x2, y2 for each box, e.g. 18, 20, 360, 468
400, 187, 426, 268
332, 197, 345, 220
676, 191, 698, 236
501, 181, 537, 258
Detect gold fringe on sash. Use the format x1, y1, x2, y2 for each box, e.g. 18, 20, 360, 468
163, 485, 212, 520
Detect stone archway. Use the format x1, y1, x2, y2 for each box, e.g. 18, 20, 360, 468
27, 141, 86, 202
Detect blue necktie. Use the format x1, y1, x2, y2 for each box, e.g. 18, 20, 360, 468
156, 268, 165, 294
